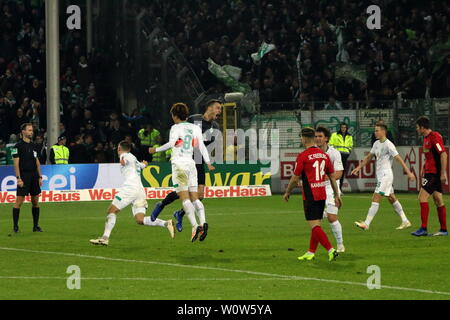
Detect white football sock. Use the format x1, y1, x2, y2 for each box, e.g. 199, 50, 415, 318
392, 200, 408, 222
330, 220, 344, 245
143, 216, 166, 227
102, 213, 116, 239
182, 200, 198, 228
192, 199, 206, 225
365, 202, 380, 226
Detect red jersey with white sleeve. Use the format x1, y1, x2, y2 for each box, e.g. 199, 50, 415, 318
423, 131, 445, 174
294, 146, 335, 201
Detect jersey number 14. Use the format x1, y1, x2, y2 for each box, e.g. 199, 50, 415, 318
312, 160, 326, 181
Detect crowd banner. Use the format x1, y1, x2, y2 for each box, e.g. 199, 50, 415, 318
278, 147, 449, 193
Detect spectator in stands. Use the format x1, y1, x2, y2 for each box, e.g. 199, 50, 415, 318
11, 107, 29, 135
0, 139, 6, 165
93, 142, 108, 163
35, 134, 47, 165
324, 96, 343, 110
69, 134, 89, 164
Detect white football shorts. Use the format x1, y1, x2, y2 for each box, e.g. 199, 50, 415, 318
112, 187, 148, 216
171, 161, 198, 193
375, 171, 394, 197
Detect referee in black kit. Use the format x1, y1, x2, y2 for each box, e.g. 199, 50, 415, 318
11, 123, 43, 233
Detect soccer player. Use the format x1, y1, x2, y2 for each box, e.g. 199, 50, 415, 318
284, 127, 342, 262
352, 122, 415, 230
90, 141, 175, 246
411, 116, 448, 237
315, 127, 345, 253
150, 100, 221, 233
149, 103, 215, 242
12, 123, 43, 233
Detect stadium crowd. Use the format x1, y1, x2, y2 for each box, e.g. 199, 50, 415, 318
1, 0, 450, 164
0, 0, 167, 165
141, 0, 450, 109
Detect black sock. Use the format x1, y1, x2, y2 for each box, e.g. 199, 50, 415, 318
161, 191, 180, 207
13, 208, 20, 228
32, 207, 40, 228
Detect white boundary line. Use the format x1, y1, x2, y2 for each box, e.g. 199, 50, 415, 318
0, 247, 449, 296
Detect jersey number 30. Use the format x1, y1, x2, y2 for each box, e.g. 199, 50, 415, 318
312, 160, 326, 181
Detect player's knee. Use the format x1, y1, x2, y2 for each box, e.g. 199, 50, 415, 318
135, 216, 144, 225
327, 214, 337, 223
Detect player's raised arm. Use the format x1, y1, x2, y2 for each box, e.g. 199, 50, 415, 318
394, 155, 415, 181
351, 152, 373, 176
150, 128, 177, 154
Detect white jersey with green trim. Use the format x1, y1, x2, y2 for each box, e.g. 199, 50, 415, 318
120, 152, 146, 189
370, 139, 399, 177
156, 122, 210, 165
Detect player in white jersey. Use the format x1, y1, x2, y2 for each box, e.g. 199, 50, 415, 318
315, 127, 345, 253
90, 141, 175, 246
351, 122, 415, 231
150, 103, 214, 242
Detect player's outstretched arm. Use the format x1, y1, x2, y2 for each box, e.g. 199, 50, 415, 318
394, 155, 415, 181
283, 175, 300, 202
351, 153, 373, 176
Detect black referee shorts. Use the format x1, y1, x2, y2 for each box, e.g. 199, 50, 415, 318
422, 173, 443, 195
196, 163, 206, 186
17, 172, 41, 197
303, 199, 326, 221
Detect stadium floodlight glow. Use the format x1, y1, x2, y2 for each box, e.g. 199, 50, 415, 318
224, 92, 244, 102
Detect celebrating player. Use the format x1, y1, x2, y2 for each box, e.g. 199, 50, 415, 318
149, 103, 215, 242
150, 99, 221, 233
90, 141, 175, 246
352, 122, 415, 230
284, 127, 342, 262
315, 127, 345, 253
411, 116, 448, 237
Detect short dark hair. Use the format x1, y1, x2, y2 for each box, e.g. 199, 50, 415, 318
416, 116, 430, 129
375, 121, 388, 132
315, 126, 331, 139
301, 127, 315, 139
20, 123, 33, 131
170, 102, 189, 121
118, 140, 131, 151
205, 99, 222, 110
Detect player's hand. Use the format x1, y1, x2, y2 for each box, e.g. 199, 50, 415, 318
441, 172, 448, 185
283, 193, 290, 202
17, 178, 24, 188
407, 172, 415, 181
351, 167, 360, 176
207, 163, 215, 171
335, 196, 342, 209
39, 177, 43, 187
142, 160, 149, 167
148, 147, 156, 154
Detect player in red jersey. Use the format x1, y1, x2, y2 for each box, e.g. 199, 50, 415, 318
283, 127, 342, 261
412, 116, 448, 237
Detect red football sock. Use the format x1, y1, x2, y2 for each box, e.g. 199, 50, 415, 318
420, 202, 429, 229
437, 206, 447, 231
312, 226, 333, 251
308, 229, 319, 253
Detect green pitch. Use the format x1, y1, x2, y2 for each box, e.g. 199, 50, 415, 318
0, 193, 449, 300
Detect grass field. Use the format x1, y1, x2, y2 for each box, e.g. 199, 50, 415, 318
0, 193, 449, 300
